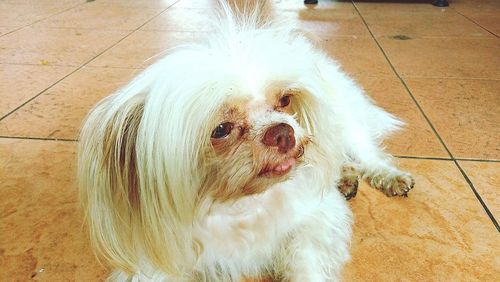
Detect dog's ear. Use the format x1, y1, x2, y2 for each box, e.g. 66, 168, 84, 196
78, 93, 145, 273
79, 87, 197, 276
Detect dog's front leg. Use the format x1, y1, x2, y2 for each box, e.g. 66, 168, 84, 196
338, 114, 414, 197
278, 194, 352, 282
281, 240, 331, 282
345, 134, 414, 197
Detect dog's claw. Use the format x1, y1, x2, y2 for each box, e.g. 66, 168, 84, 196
344, 184, 358, 200
338, 165, 360, 201
368, 172, 415, 197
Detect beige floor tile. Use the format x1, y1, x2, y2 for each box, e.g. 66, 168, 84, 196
405, 78, 500, 160
34, 3, 161, 30
354, 2, 449, 14
172, 0, 219, 8
0, 67, 138, 139
355, 76, 448, 157
141, 8, 216, 31
447, 0, 500, 35
1, 0, 84, 4
273, 0, 354, 10
281, 7, 370, 37
171, 0, 353, 9
0, 27, 129, 66
361, 9, 492, 38
452, 0, 500, 14
343, 159, 500, 281
321, 36, 394, 77
379, 37, 500, 79
89, 0, 177, 8
90, 30, 201, 68
0, 139, 107, 281
0, 64, 75, 118
0, 1, 81, 27
459, 161, 500, 220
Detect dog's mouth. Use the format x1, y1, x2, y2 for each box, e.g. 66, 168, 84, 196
258, 145, 304, 177
260, 157, 296, 177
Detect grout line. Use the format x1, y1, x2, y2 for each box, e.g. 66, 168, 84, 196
349, 73, 500, 81
395, 155, 500, 163
394, 155, 452, 161
399, 76, 500, 81
0, 67, 79, 122
0, 1, 180, 123
351, 1, 454, 167
0, 26, 211, 32
0, 62, 80, 67
80, 0, 182, 64
453, 160, 500, 232
414, 36, 497, 39
0, 62, 143, 70
455, 158, 500, 163
351, 1, 499, 232
372, 35, 497, 40
0, 27, 24, 38
0, 64, 140, 122
452, 9, 499, 39
0, 135, 77, 142
0, 2, 95, 121
18, 26, 147, 32
0, 1, 88, 38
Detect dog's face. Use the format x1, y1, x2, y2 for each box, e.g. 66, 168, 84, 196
201, 85, 311, 200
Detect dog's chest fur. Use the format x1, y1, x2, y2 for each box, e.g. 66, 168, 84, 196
193, 167, 332, 271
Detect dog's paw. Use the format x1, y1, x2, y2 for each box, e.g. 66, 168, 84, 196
367, 171, 414, 197
338, 165, 360, 200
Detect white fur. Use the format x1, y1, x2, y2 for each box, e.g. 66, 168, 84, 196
79, 2, 412, 281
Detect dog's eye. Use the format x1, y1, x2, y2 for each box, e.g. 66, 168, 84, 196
279, 95, 291, 107
211, 122, 234, 139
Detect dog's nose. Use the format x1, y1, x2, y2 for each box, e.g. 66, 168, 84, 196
262, 123, 296, 153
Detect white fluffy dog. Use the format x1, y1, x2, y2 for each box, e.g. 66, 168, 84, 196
78, 2, 414, 281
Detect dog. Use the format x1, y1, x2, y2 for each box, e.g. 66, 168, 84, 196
78, 2, 414, 281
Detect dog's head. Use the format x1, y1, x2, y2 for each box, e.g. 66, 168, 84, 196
78, 18, 344, 276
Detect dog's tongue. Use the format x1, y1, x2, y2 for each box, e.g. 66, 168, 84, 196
273, 158, 296, 173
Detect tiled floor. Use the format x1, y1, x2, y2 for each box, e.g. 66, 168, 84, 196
0, 0, 499, 281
